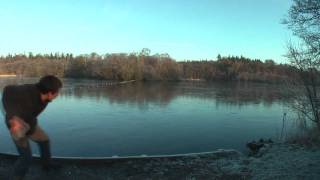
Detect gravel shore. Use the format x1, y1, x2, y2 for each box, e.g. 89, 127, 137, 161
0, 143, 319, 180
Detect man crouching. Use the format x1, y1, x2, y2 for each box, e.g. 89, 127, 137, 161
2, 75, 62, 180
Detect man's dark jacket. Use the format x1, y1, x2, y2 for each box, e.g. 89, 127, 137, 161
2, 84, 48, 135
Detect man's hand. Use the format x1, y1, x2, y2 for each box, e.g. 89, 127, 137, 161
9, 116, 30, 141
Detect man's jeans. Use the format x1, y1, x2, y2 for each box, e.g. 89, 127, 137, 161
13, 138, 51, 178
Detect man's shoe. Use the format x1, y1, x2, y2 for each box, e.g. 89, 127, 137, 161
12, 176, 23, 180
42, 162, 62, 171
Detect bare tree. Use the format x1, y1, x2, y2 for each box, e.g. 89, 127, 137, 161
283, 0, 320, 129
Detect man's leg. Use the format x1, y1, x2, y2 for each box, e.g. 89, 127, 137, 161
12, 137, 32, 180
28, 125, 53, 170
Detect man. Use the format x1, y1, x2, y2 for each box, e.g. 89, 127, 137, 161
2, 75, 63, 180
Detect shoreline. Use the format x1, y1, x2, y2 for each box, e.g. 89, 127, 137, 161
0, 149, 243, 162
0, 143, 319, 179
0, 75, 287, 84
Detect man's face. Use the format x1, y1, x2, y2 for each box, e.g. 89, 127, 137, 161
47, 91, 59, 102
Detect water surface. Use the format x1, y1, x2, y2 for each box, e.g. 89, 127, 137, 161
0, 78, 294, 157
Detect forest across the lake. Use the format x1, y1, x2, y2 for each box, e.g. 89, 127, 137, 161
0, 50, 298, 83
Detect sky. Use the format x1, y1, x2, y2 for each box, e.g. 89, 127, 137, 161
0, 0, 294, 62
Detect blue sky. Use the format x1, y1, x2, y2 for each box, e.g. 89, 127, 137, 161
0, 0, 293, 62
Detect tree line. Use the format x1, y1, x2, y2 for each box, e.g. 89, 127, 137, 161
0, 49, 298, 83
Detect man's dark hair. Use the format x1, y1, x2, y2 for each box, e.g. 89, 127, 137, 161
36, 75, 63, 94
